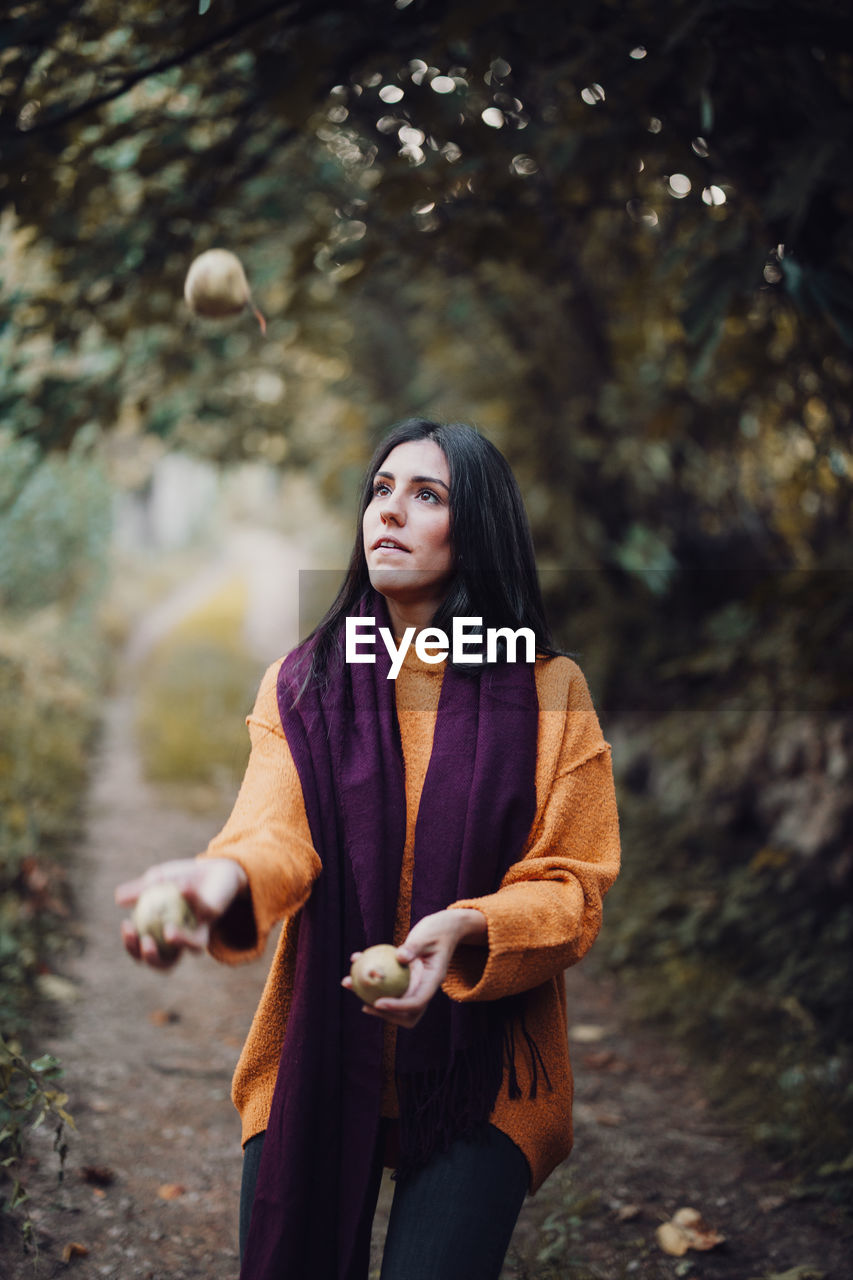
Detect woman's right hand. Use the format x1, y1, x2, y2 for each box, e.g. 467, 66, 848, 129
115, 857, 249, 970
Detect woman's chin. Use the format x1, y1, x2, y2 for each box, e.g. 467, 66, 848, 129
368, 567, 441, 601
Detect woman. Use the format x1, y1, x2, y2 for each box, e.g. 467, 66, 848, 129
117, 419, 620, 1280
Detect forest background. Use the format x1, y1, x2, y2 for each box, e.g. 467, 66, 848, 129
1, 0, 851, 1236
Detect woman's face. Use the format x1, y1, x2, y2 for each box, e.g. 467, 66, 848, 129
362, 438, 453, 629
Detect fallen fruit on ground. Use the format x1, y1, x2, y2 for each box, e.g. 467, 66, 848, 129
132, 882, 197, 960
157, 1183, 186, 1200
62, 1242, 90, 1262
655, 1205, 726, 1255
350, 944, 410, 1004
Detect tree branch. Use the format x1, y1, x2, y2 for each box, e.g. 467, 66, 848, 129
22, 0, 309, 136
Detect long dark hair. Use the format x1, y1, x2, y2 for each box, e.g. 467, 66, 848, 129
303, 418, 555, 685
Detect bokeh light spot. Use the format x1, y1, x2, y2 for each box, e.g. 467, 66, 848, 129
398, 125, 425, 146
667, 173, 691, 198
511, 154, 539, 175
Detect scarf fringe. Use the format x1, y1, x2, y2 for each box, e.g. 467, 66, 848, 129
396, 1005, 553, 1180
395, 1020, 505, 1180
504, 1021, 523, 1100
503, 1007, 553, 1102
520, 1018, 552, 1099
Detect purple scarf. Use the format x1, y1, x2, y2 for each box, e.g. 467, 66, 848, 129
240, 593, 538, 1280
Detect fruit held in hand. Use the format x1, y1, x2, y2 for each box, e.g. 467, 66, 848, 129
183, 248, 266, 333
133, 883, 197, 959
350, 944, 410, 1004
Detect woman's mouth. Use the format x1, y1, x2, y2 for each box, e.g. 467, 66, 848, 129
372, 538, 409, 552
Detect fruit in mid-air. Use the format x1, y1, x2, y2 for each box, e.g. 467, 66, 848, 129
349, 944, 410, 1004
183, 248, 266, 333
132, 882, 197, 960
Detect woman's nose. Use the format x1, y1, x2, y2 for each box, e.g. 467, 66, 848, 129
380, 495, 404, 524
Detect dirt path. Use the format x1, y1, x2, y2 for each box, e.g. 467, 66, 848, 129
4, 627, 849, 1278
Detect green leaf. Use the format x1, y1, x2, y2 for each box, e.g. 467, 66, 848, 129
29, 1054, 61, 1075
9, 1180, 28, 1209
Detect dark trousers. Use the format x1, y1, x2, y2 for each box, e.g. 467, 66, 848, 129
239, 1122, 529, 1280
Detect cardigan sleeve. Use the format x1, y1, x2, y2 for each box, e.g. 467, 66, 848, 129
197, 659, 322, 964
443, 658, 620, 1001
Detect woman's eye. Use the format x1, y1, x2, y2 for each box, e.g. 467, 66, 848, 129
416, 488, 439, 503
372, 482, 391, 497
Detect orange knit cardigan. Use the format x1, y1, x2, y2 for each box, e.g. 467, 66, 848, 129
200, 646, 620, 1194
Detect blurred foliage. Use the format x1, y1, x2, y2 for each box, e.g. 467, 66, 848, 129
0, 0, 850, 1186
135, 581, 262, 799
0, 436, 110, 1240
0, 1039, 74, 1245
585, 564, 853, 1188
602, 699, 852, 1183
0, 435, 112, 1031
0, 430, 111, 613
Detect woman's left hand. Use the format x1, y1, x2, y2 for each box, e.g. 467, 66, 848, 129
342, 908, 487, 1029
